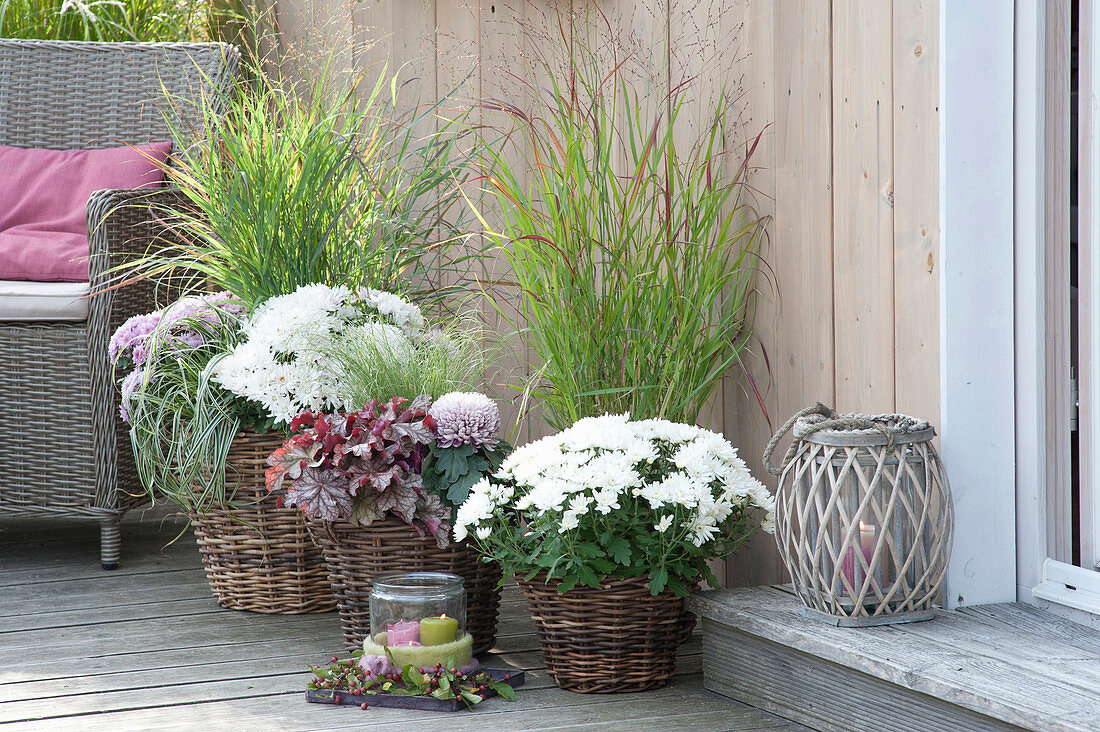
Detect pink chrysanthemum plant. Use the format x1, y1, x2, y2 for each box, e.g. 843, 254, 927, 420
421, 392, 510, 515
266, 395, 453, 546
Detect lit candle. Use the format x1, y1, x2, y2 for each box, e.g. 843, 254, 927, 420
841, 522, 876, 592
419, 614, 458, 646
386, 620, 421, 646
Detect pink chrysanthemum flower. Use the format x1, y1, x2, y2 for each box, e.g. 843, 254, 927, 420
429, 392, 501, 450
109, 312, 162, 366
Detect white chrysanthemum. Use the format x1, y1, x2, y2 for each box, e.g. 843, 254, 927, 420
212, 283, 439, 425
690, 514, 720, 546
635, 418, 701, 444
592, 486, 621, 515
454, 478, 497, 543
559, 509, 581, 531
478, 413, 772, 544
359, 287, 425, 338
558, 414, 635, 452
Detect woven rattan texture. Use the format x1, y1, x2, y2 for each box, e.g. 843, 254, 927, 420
0, 40, 238, 567
517, 574, 696, 694
189, 429, 336, 614
306, 517, 503, 655
0, 40, 239, 149
775, 438, 953, 620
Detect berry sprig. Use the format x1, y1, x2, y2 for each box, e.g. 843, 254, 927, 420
308, 651, 516, 709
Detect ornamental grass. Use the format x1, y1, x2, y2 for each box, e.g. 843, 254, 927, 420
476, 11, 767, 430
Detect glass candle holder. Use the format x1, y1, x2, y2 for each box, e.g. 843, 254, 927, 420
365, 572, 472, 670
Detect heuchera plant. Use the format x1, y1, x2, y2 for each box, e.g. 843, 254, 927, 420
266, 395, 453, 546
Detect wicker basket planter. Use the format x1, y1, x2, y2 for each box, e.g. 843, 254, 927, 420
517, 574, 696, 694
305, 516, 502, 655
189, 429, 335, 614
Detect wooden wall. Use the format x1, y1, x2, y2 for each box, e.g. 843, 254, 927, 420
273, 0, 941, 587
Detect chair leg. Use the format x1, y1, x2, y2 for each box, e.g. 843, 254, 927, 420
100, 517, 121, 570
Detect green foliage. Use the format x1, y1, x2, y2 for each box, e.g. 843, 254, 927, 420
321, 319, 488, 409
479, 487, 754, 597
422, 441, 509, 511
477, 20, 767, 430
0, 0, 218, 42
126, 311, 272, 514
124, 60, 478, 310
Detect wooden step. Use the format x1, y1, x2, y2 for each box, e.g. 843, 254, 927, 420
688, 585, 1100, 732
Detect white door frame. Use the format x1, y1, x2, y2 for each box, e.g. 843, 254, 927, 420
938, 1, 1017, 608
955, 0, 1100, 615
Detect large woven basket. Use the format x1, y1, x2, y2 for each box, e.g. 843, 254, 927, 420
517, 574, 696, 694
306, 517, 502, 655
189, 429, 335, 614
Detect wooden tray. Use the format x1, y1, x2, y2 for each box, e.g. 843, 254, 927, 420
305, 668, 525, 712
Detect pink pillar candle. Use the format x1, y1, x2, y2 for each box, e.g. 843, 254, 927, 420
386, 620, 421, 646
840, 523, 876, 592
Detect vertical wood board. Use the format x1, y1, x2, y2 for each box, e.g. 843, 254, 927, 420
831, 0, 895, 413
892, 0, 940, 429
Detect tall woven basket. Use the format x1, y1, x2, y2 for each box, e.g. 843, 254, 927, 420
306, 517, 502, 655
189, 429, 335, 614
765, 404, 953, 626
517, 574, 696, 694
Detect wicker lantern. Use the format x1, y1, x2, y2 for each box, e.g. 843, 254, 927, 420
764, 404, 953, 626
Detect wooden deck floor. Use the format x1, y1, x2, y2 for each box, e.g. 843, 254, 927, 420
0, 510, 809, 731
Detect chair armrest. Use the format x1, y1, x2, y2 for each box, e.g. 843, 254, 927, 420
86, 186, 189, 334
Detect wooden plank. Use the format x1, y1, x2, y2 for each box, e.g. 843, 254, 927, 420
701, 620, 1024, 732
754, 0, 835, 589
721, 0, 787, 588
0, 553, 202, 584
831, 0, 894, 413
772, 2, 835, 417
0, 635, 348, 685
9, 673, 795, 732
1045, 0, 1073, 564
0, 576, 212, 615
478, 0, 534, 444
0, 598, 225, 634
891, 0, 940, 428
0, 654, 327, 704
691, 587, 1100, 732
0, 613, 343, 661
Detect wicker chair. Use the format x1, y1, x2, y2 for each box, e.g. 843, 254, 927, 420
0, 40, 239, 568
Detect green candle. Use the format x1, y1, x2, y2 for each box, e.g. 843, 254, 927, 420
419, 614, 458, 646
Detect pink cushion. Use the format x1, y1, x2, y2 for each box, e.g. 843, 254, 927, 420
0, 142, 172, 282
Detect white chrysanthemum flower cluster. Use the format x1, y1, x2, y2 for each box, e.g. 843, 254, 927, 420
213, 283, 426, 424
453, 414, 775, 545
359, 287, 425, 340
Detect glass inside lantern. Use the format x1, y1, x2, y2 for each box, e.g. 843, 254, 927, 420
365, 572, 472, 670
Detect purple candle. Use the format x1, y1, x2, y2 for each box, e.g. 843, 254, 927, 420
386, 620, 421, 646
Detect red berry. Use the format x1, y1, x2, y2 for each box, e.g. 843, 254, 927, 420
332, 656, 339, 663
360, 702, 369, 710
335, 694, 341, 704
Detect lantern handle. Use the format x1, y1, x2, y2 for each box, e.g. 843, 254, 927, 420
762, 403, 898, 475
762, 403, 834, 475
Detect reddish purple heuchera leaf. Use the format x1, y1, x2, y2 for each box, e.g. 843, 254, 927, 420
283, 467, 354, 521
266, 395, 451, 546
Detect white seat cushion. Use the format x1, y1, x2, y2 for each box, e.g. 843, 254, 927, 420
0, 280, 89, 321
